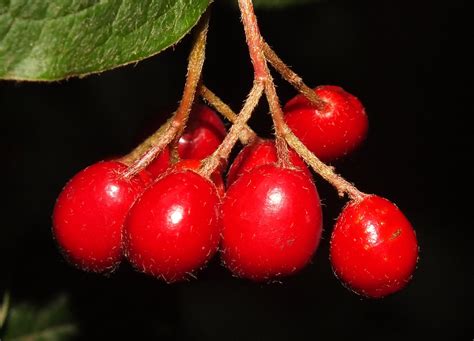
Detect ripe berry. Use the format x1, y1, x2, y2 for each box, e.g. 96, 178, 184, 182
226, 139, 311, 186
125, 170, 221, 282
146, 104, 226, 177
146, 147, 171, 177
284, 85, 368, 162
330, 195, 418, 298
178, 103, 226, 160
222, 164, 322, 281
52, 161, 151, 272
173, 159, 225, 198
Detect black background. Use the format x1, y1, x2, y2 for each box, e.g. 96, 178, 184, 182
0, 1, 472, 339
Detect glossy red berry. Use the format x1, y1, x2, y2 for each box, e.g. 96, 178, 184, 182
52, 161, 151, 272
222, 164, 322, 281
284, 85, 368, 162
146, 104, 226, 178
125, 171, 221, 282
330, 195, 418, 298
146, 147, 171, 177
173, 159, 225, 198
178, 103, 226, 160
226, 139, 311, 186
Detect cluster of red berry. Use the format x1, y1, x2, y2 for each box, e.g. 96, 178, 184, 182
52, 85, 419, 298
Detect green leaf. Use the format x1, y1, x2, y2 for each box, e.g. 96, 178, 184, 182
0, 0, 211, 81
1, 295, 77, 341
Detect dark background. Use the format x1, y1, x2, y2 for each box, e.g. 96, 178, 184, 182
0, 0, 471, 339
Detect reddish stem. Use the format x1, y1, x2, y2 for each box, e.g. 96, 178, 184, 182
199, 85, 257, 144
263, 42, 326, 110
238, 0, 267, 81
237, 0, 365, 201
238, 0, 290, 165
200, 82, 264, 178
121, 12, 209, 178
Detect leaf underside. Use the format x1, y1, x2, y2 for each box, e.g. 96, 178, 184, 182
0, 0, 211, 81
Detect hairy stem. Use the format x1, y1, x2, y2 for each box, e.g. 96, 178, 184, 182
121, 12, 209, 178
120, 116, 173, 166
200, 82, 264, 178
199, 85, 257, 144
238, 0, 289, 165
263, 42, 326, 110
283, 124, 366, 201
237, 0, 364, 201
238, 0, 267, 81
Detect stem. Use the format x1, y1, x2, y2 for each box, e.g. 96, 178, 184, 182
170, 11, 211, 162
237, 0, 365, 201
121, 12, 209, 178
238, 0, 267, 81
199, 85, 257, 144
264, 77, 291, 166
120, 116, 173, 166
200, 81, 264, 178
238, 0, 289, 165
263, 42, 326, 110
283, 124, 366, 201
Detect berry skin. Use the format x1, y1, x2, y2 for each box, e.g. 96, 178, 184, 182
173, 159, 225, 198
330, 195, 418, 298
52, 161, 151, 273
222, 164, 322, 281
178, 103, 226, 160
146, 104, 226, 177
146, 147, 171, 178
284, 85, 368, 162
125, 170, 221, 282
226, 139, 311, 186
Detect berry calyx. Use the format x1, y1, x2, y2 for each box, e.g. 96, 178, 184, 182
52, 161, 151, 273
178, 103, 227, 160
124, 170, 221, 282
330, 195, 418, 298
222, 164, 322, 281
226, 139, 311, 186
284, 85, 368, 162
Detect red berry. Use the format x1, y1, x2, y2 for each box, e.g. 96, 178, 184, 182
146, 104, 226, 178
284, 85, 368, 162
226, 139, 311, 186
222, 164, 322, 281
124, 171, 221, 282
146, 147, 171, 177
330, 195, 418, 298
178, 103, 226, 160
52, 161, 151, 272
173, 159, 225, 198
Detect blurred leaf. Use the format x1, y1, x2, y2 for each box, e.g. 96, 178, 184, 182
2, 295, 77, 341
0, 291, 10, 329
0, 0, 211, 81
